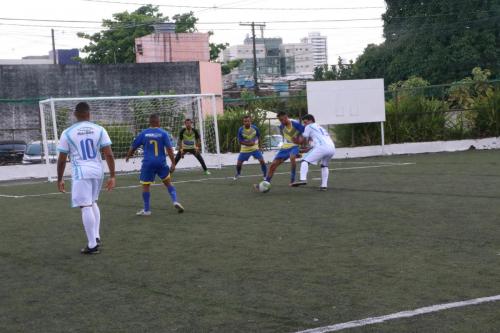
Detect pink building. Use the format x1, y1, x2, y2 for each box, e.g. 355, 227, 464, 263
135, 32, 210, 63
134, 24, 222, 114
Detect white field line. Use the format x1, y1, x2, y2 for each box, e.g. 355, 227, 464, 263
0, 162, 415, 199
293, 294, 500, 333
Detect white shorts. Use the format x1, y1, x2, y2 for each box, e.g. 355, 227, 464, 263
71, 178, 103, 208
303, 146, 335, 166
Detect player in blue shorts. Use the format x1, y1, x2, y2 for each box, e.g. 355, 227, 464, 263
255, 111, 304, 189
125, 114, 184, 215
235, 115, 267, 180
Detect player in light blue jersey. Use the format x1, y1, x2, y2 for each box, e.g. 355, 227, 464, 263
256, 111, 304, 189
57, 102, 116, 255
126, 114, 184, 215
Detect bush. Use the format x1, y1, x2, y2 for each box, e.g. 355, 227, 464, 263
105, 125, 134, 158
213, 107, 268, 153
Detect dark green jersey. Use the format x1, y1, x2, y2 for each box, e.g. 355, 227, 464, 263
179, 127, 200, 149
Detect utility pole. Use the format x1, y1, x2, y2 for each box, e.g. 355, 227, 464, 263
240, 22, 265, 94
51, 29, 56, 64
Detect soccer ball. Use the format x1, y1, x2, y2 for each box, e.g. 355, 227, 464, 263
258, 181, 271, 193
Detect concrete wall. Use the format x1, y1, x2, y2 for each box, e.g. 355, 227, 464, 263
0, 62, 202, 142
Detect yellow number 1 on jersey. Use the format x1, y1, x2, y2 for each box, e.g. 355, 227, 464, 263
149, 140, 158, 156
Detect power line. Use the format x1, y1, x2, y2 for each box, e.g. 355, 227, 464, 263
81, 0, 385, 11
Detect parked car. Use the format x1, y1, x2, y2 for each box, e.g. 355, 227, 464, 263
263, 135, 284, 150
0, 140, 27, 165
22, 140, 57, 164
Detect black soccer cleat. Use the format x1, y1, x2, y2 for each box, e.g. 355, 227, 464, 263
290, 181, 307, 187
96, 238, 102, 247
319, 187, 328, 192
81, 245, 100, 255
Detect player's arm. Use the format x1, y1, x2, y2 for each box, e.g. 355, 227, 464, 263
238, 128, 253, 146
56, 133, 70, 192
166, 147, 176, 173
56, 152, 68, 193
178, 128, 185, 153
194, 128, 201, 152
164, 132, 176, 173
125, 133, 142, 162
102, 146, 116, 191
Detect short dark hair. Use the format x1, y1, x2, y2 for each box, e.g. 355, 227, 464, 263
75, 102, 90, 114
184, 118, 192, 122
302, 114, 315, 122
243, 115, 251, 120
149, 113, 160, 122
277, 111, 287, 117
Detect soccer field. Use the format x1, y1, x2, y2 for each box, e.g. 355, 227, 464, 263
1, 150, 500, 332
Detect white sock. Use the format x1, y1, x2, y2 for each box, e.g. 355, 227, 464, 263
81, 207, 97, 248
321, 166, 329, 187
92, 202, 101, 240
300, 161, 309, 181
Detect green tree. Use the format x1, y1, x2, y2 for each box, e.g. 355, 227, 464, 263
354, 0, 500, 85
313, 57, 355, 81
78, 6, 198, 64
221, 59, 242, 75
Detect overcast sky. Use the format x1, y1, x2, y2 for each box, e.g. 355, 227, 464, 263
0, 0, 386, 63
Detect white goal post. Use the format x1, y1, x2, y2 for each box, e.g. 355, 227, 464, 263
39, 94, 222, 181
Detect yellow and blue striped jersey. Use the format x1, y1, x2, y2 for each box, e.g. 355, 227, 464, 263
238, 125, 260, 153
280, 120, 304, 149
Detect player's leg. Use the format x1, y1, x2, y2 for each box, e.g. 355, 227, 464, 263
290, 156, 297, 185
159, 164, 184, 213
265, 158, 283, 182
254, 151, 267, 178
137, 164, 154, 216
91, 178, 103, 246
72, 179, 99, 254
289, 146, 300, 185
193, 150, 210, 174
235, 153, 250, 179
174, 149, 183, 166
319, 150, 335, 191
291, 148, 321, 186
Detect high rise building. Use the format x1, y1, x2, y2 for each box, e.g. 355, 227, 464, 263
301, 32, 328, 68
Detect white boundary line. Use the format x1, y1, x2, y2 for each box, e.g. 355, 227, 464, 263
294, 294, 500, 333
0, 162, 415, 199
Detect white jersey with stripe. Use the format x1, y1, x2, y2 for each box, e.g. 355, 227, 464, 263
57, 121, 112, 180
303, 123, 335, 149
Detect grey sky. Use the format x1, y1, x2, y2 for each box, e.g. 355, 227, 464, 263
0, 0, 386, 63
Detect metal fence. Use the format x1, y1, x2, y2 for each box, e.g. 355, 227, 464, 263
1, 79, 499, 164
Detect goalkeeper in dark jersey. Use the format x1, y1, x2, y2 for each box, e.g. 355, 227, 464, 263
174, 118, 210, 175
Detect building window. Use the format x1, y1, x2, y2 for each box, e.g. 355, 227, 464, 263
136, 44, 143, 55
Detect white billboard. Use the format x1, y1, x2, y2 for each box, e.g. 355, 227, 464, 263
306, 79, 386, 125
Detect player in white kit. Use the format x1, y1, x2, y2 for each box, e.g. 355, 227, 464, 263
56, 102, 116, 254
291, 114, 335, 191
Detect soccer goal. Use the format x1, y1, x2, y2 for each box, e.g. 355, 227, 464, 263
39, 94, 222, 181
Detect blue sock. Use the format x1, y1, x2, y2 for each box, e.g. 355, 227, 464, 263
236, 165, 242, 176
291, 168, 296, 183
167, 185, 177, 203
265, 175, 272, 182
142, 192, 150, 211
261, 163, 267, 177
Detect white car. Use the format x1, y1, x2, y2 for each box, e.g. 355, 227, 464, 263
263, 135, 284, 150
23, 140, 57, 164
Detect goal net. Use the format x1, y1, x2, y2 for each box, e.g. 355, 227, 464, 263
39, 94, 222, 180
